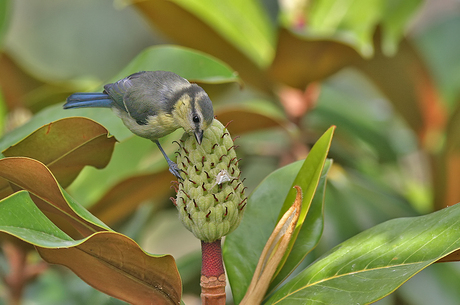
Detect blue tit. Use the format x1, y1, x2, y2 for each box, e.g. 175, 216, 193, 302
64, 71, 214, 179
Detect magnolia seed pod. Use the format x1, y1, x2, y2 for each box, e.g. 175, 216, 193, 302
174, 119, 247, 242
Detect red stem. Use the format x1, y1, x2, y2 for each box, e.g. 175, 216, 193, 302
200, 239, 226, 305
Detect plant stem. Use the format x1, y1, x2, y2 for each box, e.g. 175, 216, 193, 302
2, 241, 48, 305
200, 239, 226, 305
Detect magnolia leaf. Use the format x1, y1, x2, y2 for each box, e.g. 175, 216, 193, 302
167, 0, 275, 68
0, 157, 109, 237
268, 159, 331, 293
134, 1, 271, 91
224, 127, 334, 304
353, 36, 446, 150
89, 170, 173, 225
216, 102, 288, 136
269, 29, 361, 89
279, 0, 422, 57
266, 202, 460, 304
110, 45, 241, 86
268, 127, 334, 288
0, 0, 10, 46
38, 232, 181, 305
240, 186, 302, 305
2, 117, 116, 189
0, 191, 181, 305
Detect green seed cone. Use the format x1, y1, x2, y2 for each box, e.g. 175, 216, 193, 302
174, 119, 247, 242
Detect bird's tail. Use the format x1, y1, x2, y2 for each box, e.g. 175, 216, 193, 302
64, 93, 113, 109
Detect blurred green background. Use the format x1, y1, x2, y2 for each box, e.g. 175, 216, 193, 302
1, 0, 460, 304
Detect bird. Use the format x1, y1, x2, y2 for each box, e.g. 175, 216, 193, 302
64, 70, 214, 179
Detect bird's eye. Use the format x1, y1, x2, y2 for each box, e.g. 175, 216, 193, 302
193, 115, 200, 123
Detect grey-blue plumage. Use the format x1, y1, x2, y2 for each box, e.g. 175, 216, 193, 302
64, 71, 214, 179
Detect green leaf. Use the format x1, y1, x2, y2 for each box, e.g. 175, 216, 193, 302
0, 191, 74, 246
308, 0, 380, 57
4, 0, 156, 82
269, 127, 334, 286
414, 14, 460, 108
310, 77, 410, 163
277, 127, 334, 221
381, 0, 424, 56
0, 0, 11, 47
224, 127, 334, 304
0, 44, 241, 150
271, 1, 422, 88
111, 45, 242, 85
352, 37, 443, 147
87, 169, 173, 225
67, 130, 180, 209
169, 0, 275, 67
0, 104, 130, 150
268, 159, 332, 293
134, 2, 272, 91
224, 160, 301, 304
0, 157, 110, 237
266, 202, 460, 304
0, 191, 182, 305
280, 0, 422, 58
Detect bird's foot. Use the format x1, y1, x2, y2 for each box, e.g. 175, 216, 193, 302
168, 162, 183, 180
153, 140, 184, 180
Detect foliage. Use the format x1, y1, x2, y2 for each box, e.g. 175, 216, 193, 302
1, 0, 460, 304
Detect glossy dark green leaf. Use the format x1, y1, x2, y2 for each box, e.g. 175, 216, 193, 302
268, 159, 331, 293
269, 128, 334, 285
266, 202, 460, 304
224, 161, 302, 304
224, 127, 334, 304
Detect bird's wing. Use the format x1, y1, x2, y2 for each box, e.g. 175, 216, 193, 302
102, 72, 153, 124
103, 74, 138, 111
105, 72, 161, 125
104, 71, 191, 125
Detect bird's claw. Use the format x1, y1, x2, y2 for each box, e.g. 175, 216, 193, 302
169, 162, 183, 180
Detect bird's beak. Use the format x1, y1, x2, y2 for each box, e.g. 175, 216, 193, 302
195, 129, 204, 144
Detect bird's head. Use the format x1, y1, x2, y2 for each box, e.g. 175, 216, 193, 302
173, 84, 214, 144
